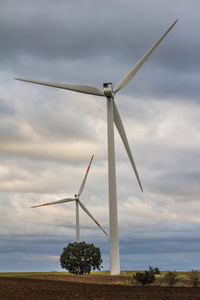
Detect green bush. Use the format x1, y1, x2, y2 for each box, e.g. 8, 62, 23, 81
60, 241, 102, 275
149, 265, 160, 275
134, 270, 155, 286
188, 270, 199, 287
164, 271, 178, 286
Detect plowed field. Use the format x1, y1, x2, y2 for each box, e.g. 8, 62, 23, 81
0, 275, 200, 300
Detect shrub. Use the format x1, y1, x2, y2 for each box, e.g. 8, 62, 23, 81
188, 270, 199, 287
164, 271, 178, 286
60, 241, 102, 275
134, 270, 155, 286
149, 265, 160, 275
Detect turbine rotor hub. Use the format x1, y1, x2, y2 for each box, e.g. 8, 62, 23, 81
103, 83, 113, 98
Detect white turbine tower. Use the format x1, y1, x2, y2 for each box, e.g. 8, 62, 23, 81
31, 155, 108, 241
16, 20, 177, 275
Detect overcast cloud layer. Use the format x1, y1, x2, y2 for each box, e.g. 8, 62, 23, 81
1, 0, 200, 272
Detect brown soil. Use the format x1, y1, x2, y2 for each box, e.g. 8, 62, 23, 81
0, 275, 200, 300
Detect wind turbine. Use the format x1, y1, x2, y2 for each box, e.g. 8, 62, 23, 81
15, 20, 178, 275
31, 155, 108, 242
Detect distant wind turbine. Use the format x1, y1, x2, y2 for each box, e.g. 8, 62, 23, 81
31, 155, 108, 241
16, 20, 178, 275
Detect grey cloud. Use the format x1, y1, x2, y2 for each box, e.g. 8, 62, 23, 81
0, 1, 196, 74
0, 98, 15, 115
1, 0, 198, 102
120, 236, 200, 256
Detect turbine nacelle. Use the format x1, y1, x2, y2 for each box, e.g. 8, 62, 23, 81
103, 83, 113, 98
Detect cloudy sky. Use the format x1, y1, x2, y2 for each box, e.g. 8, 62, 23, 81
1, 0, 200, 272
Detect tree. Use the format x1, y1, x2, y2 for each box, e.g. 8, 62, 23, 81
134, 270, 155, 286
60, 241, 103, 275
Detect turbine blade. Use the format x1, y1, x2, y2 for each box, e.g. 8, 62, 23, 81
31, 198, 75, 208
79, 200, 108, 236
15, 78, 104, 96
77, 155, 94, 197
113, 101, 143, 191
113, 20, 178, 94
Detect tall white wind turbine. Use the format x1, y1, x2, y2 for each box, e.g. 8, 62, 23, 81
31, 155, 108, 241
16, 20, 177, 275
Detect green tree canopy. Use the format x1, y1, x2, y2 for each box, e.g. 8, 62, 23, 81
60, 241, 103, 275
